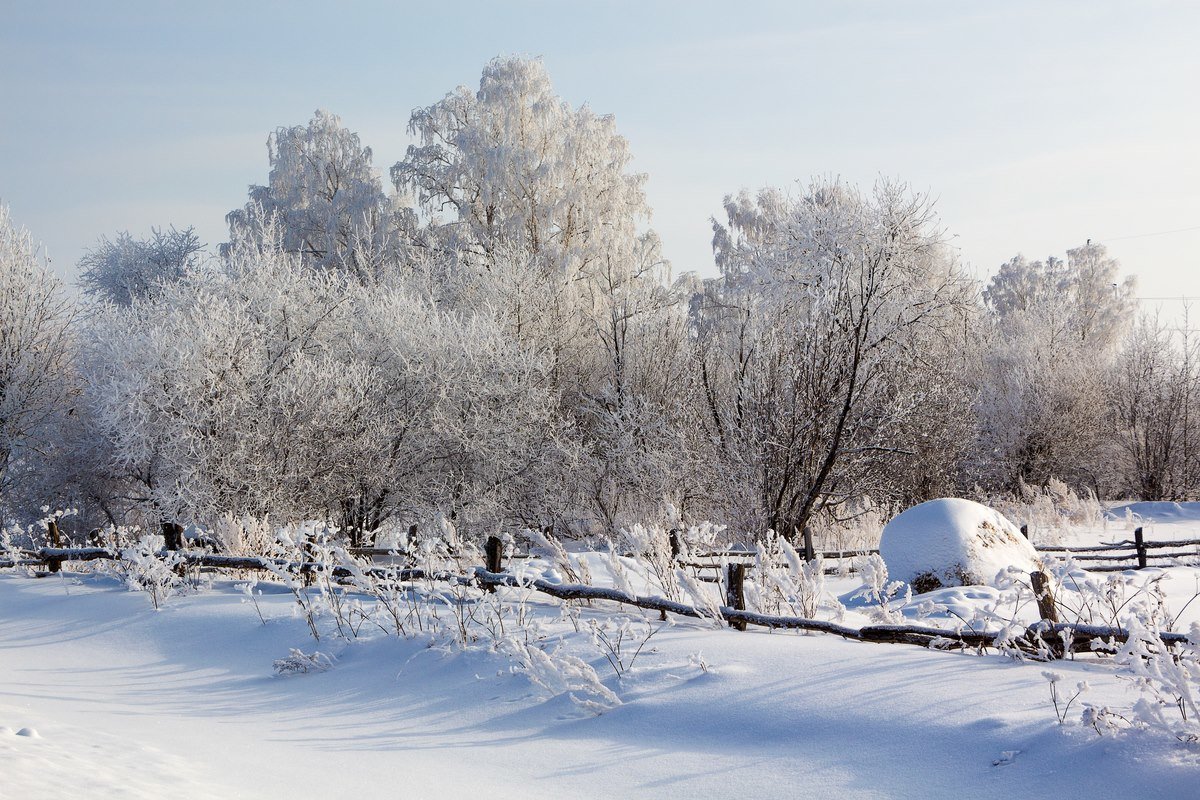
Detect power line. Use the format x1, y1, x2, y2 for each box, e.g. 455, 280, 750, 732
1104, 224, 1200, 242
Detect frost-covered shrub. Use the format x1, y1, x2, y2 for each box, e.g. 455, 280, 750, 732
586, 616, 662, 679
850, 553, 910, 624
979, 479, 1099, 546
986, 478, 1106, 545
113, 538, 186, 609
747, 532, 844, 620
210, 514, 276, 556
523, 525, 590, 585
809, 502, 890, 554
619, 523, 684, 602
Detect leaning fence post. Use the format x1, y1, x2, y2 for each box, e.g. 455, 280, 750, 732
725, 563, 747, 631
1135, 526, 1147, 569
1030, 570, 1058, 623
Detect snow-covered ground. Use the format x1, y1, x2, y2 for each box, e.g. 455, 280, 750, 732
1042, 499, 1200, 548
4, 506, 1200, 799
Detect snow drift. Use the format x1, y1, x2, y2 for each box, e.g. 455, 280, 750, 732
879, 498, 1040, 592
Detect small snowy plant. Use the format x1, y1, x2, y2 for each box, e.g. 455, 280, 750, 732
499, 638, 621, 715
117, 539, 185, 610
748, 532, 843, 620
587, 616, 662, 679
523, 525, 590, 585
273, 649, 335, 675
850, 553, 910, 624
239, 579, 268, 626
1043, 671, 1089, 725
1113, 619, 1200, 742
0, 525, 30, 574
619, 523, 682, 602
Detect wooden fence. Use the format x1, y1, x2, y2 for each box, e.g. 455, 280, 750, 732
13, 520, 1200, 579
1033, 526, 1200, 571
2, 529, 1196, 660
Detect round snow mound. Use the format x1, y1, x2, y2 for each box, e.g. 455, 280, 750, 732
879, 498, 1040, 593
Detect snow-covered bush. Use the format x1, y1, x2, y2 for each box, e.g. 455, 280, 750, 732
78, 226, 203, 305
618, 523, 685, 602
522, 525, 590, 585
973, 244, 1136, 493
209, 514, 276, 556
586, 616, 662, 679
1016, 564, 1200, 742
1112, 620, 1200, 740
498, 638, 621, 714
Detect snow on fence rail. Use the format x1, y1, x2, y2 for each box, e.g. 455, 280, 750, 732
1, 532, 1192, 660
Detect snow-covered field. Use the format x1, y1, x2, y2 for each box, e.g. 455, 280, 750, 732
4, 503, 1200, 799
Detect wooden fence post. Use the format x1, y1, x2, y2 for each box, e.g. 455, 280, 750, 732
668, 529, 682, 560
46, 520, 63, 573
725, 563, 747, 631
1030, 570, 1058, 623
484, 536, 503, 573
1135, 526, 1147, 569
161, 521, 184, 551
484, 535, 503, 581
404, 524, 419, 565
300, 528, 316, 586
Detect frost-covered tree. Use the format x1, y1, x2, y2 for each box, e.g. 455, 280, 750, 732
393, 57, 693, 535
391, 55, 667, 343
696, 179, 974, 538
86, 239, 387, 528
0, 206, 76, 520
78, 226, 203, 305
227, 110, 409, 283
393, 57, 655, 278
983, 242, 1137, 351
84, 225, 556, 541
974, 241, 1136, 492
1109, 315, 1197, 500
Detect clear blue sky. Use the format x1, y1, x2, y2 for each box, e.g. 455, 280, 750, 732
3, 1, 1198, 309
